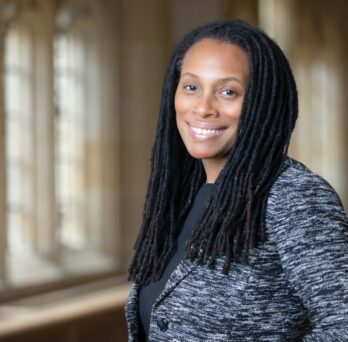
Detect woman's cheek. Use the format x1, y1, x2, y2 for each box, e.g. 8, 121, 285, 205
175, 95, 188, 114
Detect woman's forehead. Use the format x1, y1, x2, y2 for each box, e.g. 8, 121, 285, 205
180, 38, 249, 83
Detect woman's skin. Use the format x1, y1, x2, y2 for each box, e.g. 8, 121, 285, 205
175, 38, 249, 183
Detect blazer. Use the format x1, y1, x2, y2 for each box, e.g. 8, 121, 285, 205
124, 158, 348, 341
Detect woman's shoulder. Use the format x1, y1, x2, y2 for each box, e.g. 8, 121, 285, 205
270, 156, 344, 207
266, 157, 347, 232
266, 157, 347, 248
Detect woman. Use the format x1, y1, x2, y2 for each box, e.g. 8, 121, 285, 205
124, 20, 348, 341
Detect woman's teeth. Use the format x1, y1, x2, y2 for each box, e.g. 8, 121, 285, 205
190, 126, 225, 136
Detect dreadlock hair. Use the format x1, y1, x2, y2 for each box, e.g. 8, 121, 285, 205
128, 19, 298, 284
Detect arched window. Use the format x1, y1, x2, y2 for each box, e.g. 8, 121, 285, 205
53, 0, 120, 274
0, 0, 120, 298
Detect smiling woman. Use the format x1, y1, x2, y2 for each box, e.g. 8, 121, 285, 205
125, 20, 348, 342
175, 39, 248, 183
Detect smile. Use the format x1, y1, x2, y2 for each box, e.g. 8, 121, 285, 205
188, 123, 226, 140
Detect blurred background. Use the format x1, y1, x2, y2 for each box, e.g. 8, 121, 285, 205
0, 0, 346, 341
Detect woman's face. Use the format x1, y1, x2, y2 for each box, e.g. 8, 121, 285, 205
175, 38, 249, 166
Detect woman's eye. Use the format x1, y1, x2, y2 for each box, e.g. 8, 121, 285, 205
221, 89, 236, 96
183, 85, 197, 92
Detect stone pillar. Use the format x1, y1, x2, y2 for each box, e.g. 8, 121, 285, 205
0, 3, 7, 288
117, 0, 171, 268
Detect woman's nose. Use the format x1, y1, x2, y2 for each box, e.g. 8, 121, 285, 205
193, 94, 218, 118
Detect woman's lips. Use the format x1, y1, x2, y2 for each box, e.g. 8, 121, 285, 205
187, 123, 226, 141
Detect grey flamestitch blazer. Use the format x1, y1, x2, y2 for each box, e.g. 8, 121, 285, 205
124, 158, 348, 341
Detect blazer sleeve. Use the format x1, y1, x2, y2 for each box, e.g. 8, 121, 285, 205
267, 171, 348, 341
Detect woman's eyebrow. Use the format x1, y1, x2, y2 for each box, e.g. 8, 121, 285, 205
217, 76, 244, 87
180, 72, 244, 86
180, 72, 199, 78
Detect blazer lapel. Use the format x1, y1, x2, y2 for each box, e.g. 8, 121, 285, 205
153, 258, 196, 306
125, 258, 197, 340
125, 258, 196, 316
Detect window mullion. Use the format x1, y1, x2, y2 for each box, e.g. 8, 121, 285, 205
33, 6, 57, 261
0, 23, 8, 288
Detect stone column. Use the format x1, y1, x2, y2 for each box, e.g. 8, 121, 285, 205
0, 2, 7, 288
117, 0, 171, 268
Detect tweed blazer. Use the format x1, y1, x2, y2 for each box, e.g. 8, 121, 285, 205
124, 158, 348, 341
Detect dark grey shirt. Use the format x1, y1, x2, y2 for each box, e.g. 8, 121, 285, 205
138, 183, 214, 340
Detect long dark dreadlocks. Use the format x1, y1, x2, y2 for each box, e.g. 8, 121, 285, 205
128, 20, 298, 284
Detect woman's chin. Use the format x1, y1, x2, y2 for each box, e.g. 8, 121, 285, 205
186, 149, 223, 161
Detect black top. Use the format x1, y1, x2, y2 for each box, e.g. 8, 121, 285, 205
137, 183, 215, 341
